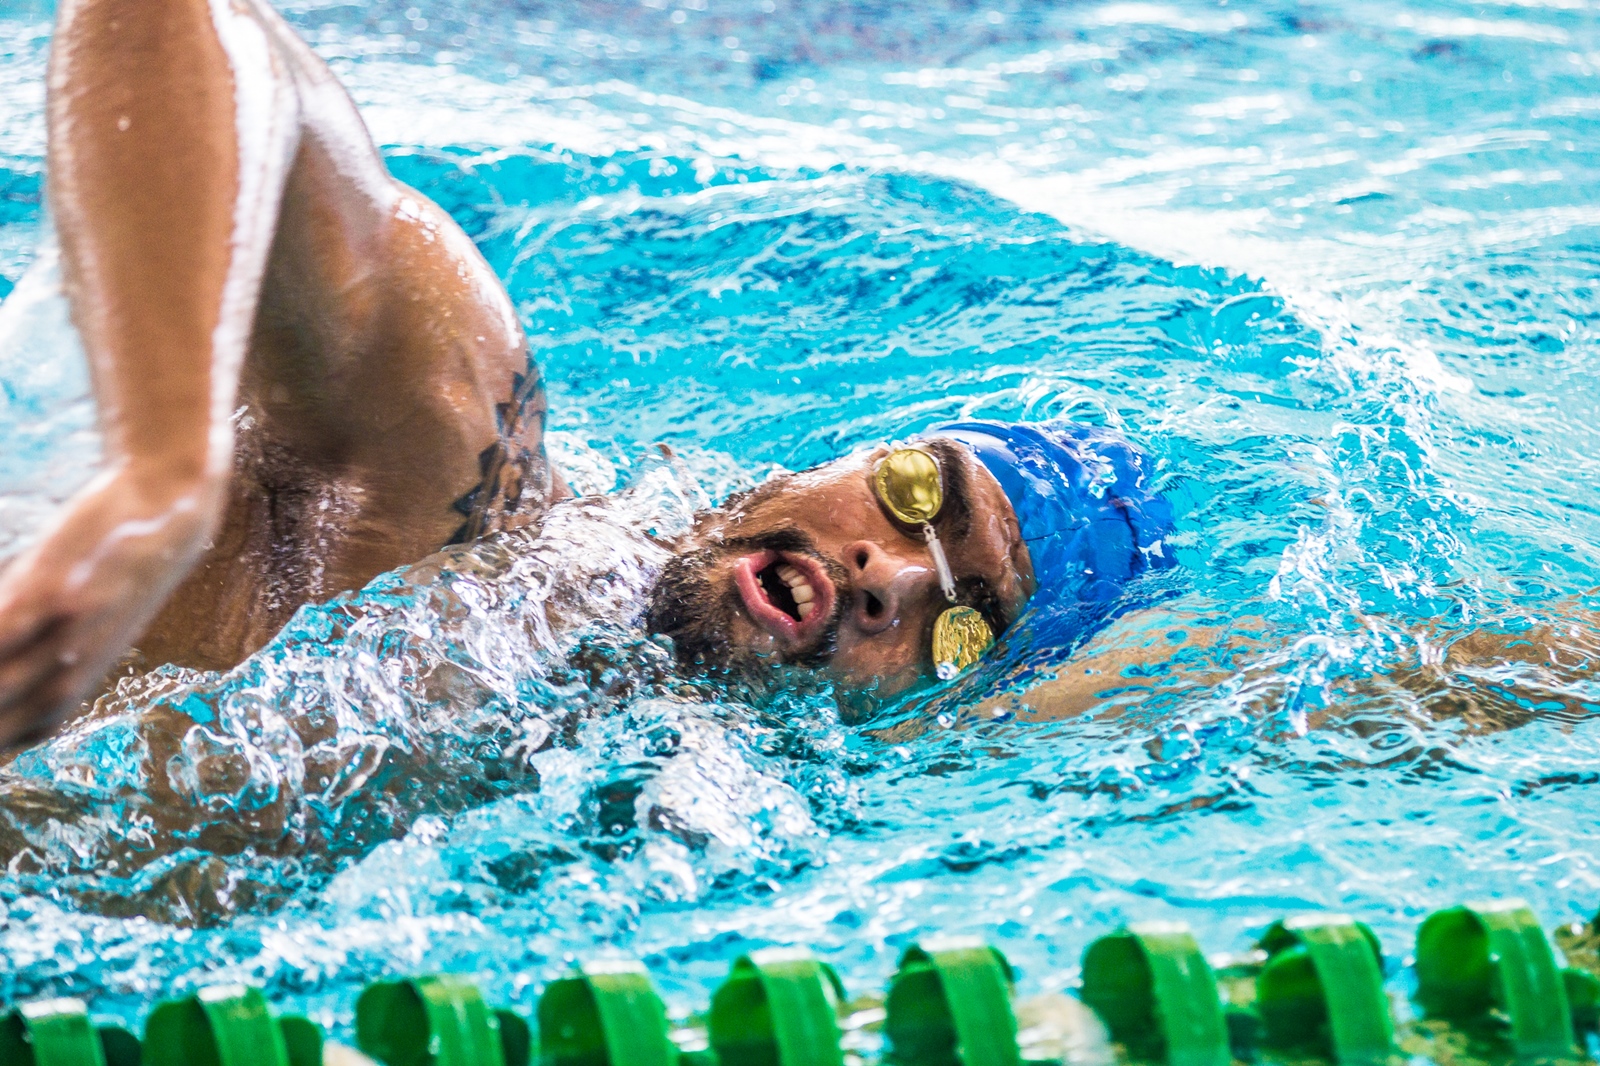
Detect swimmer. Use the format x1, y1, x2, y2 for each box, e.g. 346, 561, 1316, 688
0, 0, 1572, 750
0, 0, 1180, 748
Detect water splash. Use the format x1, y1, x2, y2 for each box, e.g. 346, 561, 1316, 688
0, 0, 1599, 1039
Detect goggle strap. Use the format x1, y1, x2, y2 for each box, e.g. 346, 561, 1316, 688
924, 524, 957, 602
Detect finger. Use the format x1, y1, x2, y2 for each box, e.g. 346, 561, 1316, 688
0, 660, 74, 750
0, 705, 71, 751
3, 629, 127, 749
0, 636, 108, 746
0, 654, 58, 712
0, 622, 70, 718
0, 611, 65, 663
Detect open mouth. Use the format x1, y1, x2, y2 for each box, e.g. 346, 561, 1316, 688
732, 550, 837, 649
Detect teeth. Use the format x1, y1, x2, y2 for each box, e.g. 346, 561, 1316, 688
773, 562, 818, 621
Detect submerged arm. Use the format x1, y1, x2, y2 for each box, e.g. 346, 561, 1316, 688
992, 601, 1600, 731
977, 607, 1266, 722
0, 0, 299, 744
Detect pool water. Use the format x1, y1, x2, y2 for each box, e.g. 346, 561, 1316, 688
2, 0, 1600, 1041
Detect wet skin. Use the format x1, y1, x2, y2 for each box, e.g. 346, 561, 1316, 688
0, 0, 1570, 751
654, 440, 1036, 699
0, 0, 1030, 747
0, 0, 561, 745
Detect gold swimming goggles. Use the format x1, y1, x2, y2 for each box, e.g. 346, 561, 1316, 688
871, 446, 996, 680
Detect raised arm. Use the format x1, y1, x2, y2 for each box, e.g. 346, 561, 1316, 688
0, 0, 298, 744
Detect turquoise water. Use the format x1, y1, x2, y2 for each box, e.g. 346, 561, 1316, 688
2, 0, 1600, 1039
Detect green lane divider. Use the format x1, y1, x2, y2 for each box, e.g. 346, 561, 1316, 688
1415, 899, 1577, 1059
538, 960, 673, 1066
143, 984, 321, 1066
89, 1027, 138, 1066
885, 938, 1020, 1066
1080, 921, 1230, 1066
1256, 915, 1393, 1065
277, 1017, 323, 1066
1566, 967, 1600, 1036
709, 948, 846, 1066
0, 998, 138, 1066
12, 900, 1600, 1066
93, 1028, 140, 1066
357, 974, 528, 1066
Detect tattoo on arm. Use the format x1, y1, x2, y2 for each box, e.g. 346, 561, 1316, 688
446, 365, 552, 545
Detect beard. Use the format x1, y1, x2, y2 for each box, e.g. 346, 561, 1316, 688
644, 526, 850, 679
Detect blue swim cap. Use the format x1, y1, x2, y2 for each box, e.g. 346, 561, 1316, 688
931, 421, 1176, 612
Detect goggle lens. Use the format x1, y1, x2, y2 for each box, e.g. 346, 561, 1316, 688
932, 606, 996, 680
872, 447, 943, 525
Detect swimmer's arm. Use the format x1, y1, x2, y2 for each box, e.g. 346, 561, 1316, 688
1362, 605, 1600, 725
1010, 603, 1600, 729
1000, 608, 1591, 726
964, 596, 1600, 731
0, 0, 298, 744
973, 609, 1268, 722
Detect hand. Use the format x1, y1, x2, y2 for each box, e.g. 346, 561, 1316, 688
0, 469, 222, 747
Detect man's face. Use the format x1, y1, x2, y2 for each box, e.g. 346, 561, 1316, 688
645, 438, 1035, 702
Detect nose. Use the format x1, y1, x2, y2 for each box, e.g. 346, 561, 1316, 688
842, 540, 933, 635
